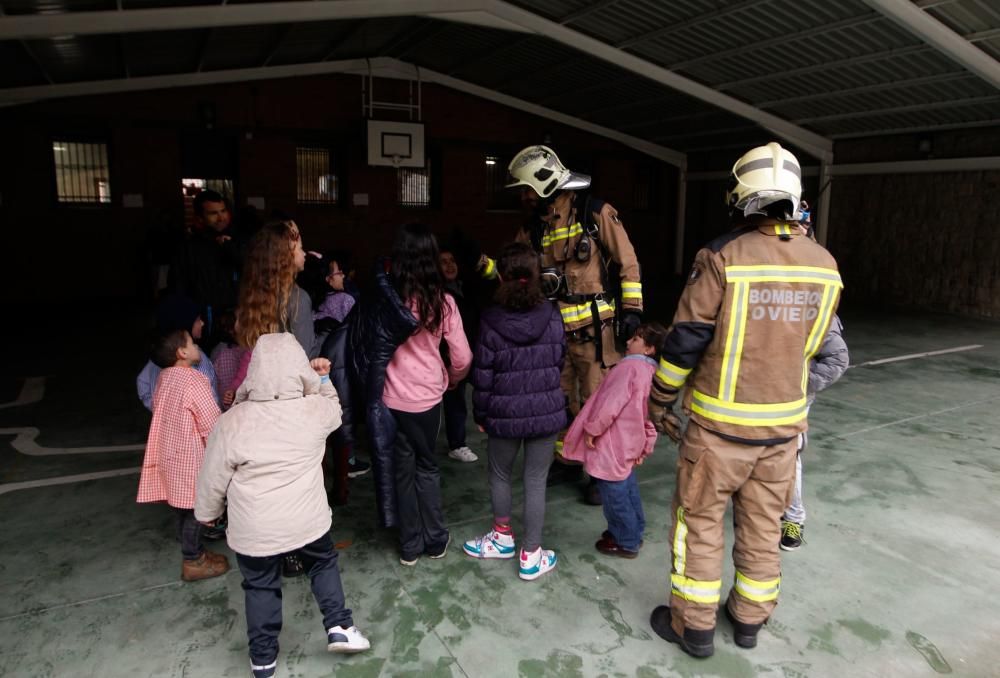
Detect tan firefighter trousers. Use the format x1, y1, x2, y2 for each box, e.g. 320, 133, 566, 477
667, 420, 797, 635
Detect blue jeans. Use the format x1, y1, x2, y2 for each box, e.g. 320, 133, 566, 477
236, 533, 353, 666
596, 470, 645, 551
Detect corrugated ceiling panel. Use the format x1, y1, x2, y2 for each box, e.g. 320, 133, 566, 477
1, 0, 114, 14
23, 34, 122, 82
0, 40, 50, 87
199, 24, 276, 71
124, 28, 203, 76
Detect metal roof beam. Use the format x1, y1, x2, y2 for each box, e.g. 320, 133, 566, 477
0, 55, 687, 167
0, 0, 486, 40
485, 0, 832, 160
860, 0, 1000, 89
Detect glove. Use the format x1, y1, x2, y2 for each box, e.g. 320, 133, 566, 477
648, 399, 684, 443
620, 312, 641, 341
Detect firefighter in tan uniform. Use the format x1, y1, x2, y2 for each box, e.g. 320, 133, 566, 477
483, 146, 644, 502
647, 142, 842, 658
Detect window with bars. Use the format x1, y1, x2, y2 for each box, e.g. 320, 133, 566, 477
485, 153, 519, 211
297, 147, 338, 204
52, 140, 111, 204
397, 158, 431, 207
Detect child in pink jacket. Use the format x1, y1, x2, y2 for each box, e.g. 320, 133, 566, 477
563, 322, 668, 559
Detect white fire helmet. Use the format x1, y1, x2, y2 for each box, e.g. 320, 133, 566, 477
725, 142, 802, 220
505, 145, 591, 198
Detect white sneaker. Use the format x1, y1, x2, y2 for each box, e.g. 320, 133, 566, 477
327, 625, 371, 653
518, 547, 557, 581
463, 529, 516, 559
448, 446, 479, 462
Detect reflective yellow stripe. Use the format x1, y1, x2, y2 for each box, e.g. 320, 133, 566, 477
733, 571, 780, 603
656, 358, 691, 388
540, 223, 583, 248
621, 281, 643, 301
725, 265, 843, 286
691, 390, 808, 426
772, 224, 793, 236
671, 574, 722, 604
559, 299, 614, 325
481, 257, 497, 280
802, 282, 840, 392
673, 506, 687, 575
719, 280, 749, 401
554, 439, 564, 457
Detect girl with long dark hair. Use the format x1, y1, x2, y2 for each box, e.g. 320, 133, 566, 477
383, 224, 472, 566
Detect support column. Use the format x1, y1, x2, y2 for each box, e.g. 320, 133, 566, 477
674, 168, 687, 275
816, 158, 833, 247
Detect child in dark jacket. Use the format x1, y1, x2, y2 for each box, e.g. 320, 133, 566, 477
464, 242, 567, 581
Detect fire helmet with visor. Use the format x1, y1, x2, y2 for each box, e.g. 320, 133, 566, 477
506, 145, 591, 199
725, 142, 802, 220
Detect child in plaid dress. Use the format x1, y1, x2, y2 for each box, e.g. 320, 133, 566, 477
138, 329, 229, 582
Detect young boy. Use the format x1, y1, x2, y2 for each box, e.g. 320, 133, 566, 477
195, 334, 370, 678
137, 328, 228, 582
137, 295, 220, 411
562, 323, 669, 559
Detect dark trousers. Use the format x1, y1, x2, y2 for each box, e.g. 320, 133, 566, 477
390, 404, 449, 560
596, 470, 645, 551
236, 533, 353, 666
173, 507, 204, 560
442, 381, 468, 449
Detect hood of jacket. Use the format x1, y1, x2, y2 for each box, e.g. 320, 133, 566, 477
481, 302, 554, 345
236, 333, 319, 404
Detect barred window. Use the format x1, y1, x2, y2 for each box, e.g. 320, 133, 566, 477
53, 140, 111, 204
486, 153, 519, 211
297, 147, 338, 204
397, 158, 431, 207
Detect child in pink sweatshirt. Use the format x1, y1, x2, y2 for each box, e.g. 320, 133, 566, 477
383, 224, 472, 566
563, 322, 668, 559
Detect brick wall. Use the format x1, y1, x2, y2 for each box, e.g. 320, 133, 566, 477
0, 74, 677, 307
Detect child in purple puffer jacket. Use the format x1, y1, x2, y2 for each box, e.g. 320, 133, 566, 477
464, 242, 567, 581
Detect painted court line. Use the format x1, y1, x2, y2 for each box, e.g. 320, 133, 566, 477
0, 426, 145, 456
835, 395, 1000, 439
850, 344, 983, 368
0, 467, 141, 496
0, 579, 185, 623
0, 377, 45, 409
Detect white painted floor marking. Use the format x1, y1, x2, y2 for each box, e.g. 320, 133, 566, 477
0, 376, 45, 409
850, 344, 983, 368
0, 467, 141, 496
0, 427, 144, 456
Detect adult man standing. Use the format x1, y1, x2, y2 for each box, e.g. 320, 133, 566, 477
169, 189, 240, 342
646, 142, 841, 657
497, 145, 644, 504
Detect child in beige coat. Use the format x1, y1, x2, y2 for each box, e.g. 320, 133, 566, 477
195, 333, 370, 678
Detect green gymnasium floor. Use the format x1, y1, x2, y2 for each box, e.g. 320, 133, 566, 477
1, 309, 998, 678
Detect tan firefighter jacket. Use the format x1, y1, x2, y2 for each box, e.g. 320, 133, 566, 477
651, 221, 842, 443
482, 197, 642, 333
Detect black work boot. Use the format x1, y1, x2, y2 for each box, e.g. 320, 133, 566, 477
724, 604, 764, 649
650, 605, 715, 658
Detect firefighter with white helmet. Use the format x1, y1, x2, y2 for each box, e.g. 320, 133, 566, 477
647, 142, 841, 657
482, 145, 644, 503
